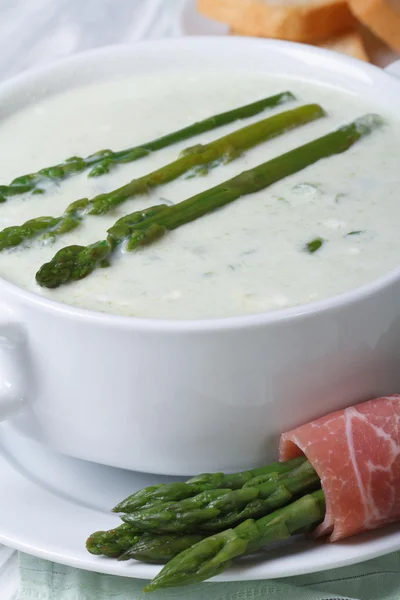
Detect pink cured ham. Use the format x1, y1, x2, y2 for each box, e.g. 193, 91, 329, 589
279, 395, 400, 542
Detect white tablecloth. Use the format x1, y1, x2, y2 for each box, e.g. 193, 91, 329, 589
0, 2, 184, 596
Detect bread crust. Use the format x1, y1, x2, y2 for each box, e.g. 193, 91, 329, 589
348, 0, 400, 52
197, 0, 357, 43
230, 26, 370, 61
319, 30, 369, 61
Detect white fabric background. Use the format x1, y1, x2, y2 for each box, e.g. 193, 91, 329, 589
0, 0, 186, 81
0, 3, 184, 596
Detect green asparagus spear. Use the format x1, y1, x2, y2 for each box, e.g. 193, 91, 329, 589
0, 104, 324, 250
86, 523, 205, 563
121, 490, 231, 533
0, 92, 294, 202
202, 459, 320, 531
119, 533, 206, 564
112, 456, 307, 514
185, 456, 306, 489
144, 489, 326, 591
36, 113, 383, 289
121, 461, 319, 534
86, 523, 141, 557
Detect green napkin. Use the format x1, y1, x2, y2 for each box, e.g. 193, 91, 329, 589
19, 551, 400, 600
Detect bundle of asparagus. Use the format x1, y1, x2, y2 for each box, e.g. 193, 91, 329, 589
86, 457, 325, 590
86, 398, 400, 591
146, 491, 326, 591
36, 113, 382, 289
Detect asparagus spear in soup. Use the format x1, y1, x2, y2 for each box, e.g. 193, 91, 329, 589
0, 91, 294, 202
0, 104, 323, 249
36, 114, 383, 289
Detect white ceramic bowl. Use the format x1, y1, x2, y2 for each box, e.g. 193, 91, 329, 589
1, 38, 400, 475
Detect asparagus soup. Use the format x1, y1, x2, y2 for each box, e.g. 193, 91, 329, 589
0, 72, 399, 319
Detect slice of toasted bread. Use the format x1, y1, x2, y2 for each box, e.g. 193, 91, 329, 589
230, 26, 370, 61
197, 0, 357, 43
319, 30, 369, 60
348, 0, 400, 52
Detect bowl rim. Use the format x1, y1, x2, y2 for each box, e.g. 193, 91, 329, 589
1, 36, 400, 332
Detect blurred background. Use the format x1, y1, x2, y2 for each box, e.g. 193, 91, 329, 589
0, 0, 184, 81
0, 0, 397, 83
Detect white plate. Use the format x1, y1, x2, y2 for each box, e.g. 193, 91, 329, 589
177, 0, 399, 68
1, 423, 400, 582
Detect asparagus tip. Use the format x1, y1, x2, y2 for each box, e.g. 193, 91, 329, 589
354, 113, 385, 134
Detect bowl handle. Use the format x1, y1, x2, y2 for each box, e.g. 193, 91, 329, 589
385, 60, 400, 79
0, 305, 26, 420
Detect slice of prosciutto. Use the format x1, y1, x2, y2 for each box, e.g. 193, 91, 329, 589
279, 394, 400, 542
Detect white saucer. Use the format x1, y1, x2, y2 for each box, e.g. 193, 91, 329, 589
1, 422, 400, 582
